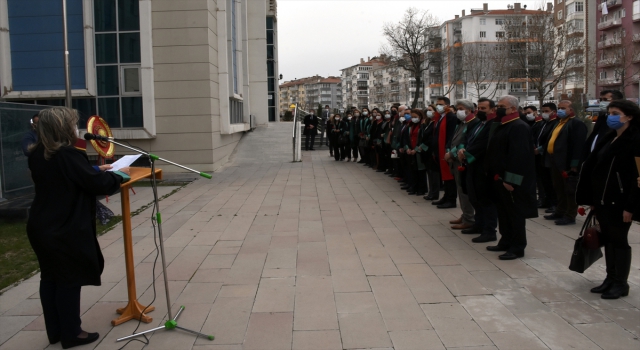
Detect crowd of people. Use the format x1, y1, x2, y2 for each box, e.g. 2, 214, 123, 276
304, 92, 640, 300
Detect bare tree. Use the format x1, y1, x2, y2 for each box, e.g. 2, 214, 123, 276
461, 42, 509, 100
599, 29, 640, 93
381, 8, 441, 108
498, 9, 584, 105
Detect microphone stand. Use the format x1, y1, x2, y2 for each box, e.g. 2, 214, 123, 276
97, 138, 214, 343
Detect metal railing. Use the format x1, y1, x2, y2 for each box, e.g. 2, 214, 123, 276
229, 98, 244, 124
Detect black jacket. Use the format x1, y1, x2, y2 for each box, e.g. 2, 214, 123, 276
27, 145, 124, 287
431, 110, 458, 155
303, 114, 319, 136
543, 117, 587, 170
581, 111, 610, 163
576, 126, 640, 221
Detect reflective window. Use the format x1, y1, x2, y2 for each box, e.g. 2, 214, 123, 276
97, 66, 119, 95
119, 33, 141, 63
95, 34, 118, 64
94, 0, 116, 32
118, 0, 140, 31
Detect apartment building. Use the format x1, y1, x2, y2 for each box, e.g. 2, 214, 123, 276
340, 57, 386, 110
0, 0, 279, 173
303, 77, 342, 111
596, 0, 640, 100
278, 76, 320, 114
369, 64, 421, 110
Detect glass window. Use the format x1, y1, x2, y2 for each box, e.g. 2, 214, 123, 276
267, 45, 274, 60
231, 0, 238, 94
267, 61, 274, 77
267, 30, 274, 45
97, 66, 119, 96
119, 33, 141, 63
98, 98, 121, 128
94, 0, 116, 32
122, 67, 141, 93
95, 34, 118, 64
118, 0, 140, 31
480, 18, 486, 25
266, 17, 273, 30
121, 97, 143, 127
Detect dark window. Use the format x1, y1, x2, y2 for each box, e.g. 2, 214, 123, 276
267, 45, 274, 60
95, 34, 118, 64
121, 97, 143, 127
267, 30, 274, 45
94, 0, 116, 32
267, 61, 274, 77
266, 17, 273, 30
118, 0, 140, 31
119, 33, 141, 63
98, 98, 121, 128
97, 66, 119, 96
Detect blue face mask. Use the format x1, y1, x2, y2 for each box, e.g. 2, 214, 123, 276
556, 109, 567, 118
606, 114, 627, 130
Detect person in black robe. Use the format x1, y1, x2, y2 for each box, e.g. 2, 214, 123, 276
27, 107, 128, 348
485, 96, 538, 260
303, 111, 319, 151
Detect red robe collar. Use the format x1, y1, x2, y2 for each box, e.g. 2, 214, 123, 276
487, 113, 497, 121
501, 111, 520, 125
464, 113, 476, 123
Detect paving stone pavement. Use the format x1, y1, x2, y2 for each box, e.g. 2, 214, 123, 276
1, 122, 639, 350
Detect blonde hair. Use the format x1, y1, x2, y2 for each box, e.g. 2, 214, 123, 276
29, 107, 79, 160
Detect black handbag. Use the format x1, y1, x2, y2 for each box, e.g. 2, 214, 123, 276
568, 212, 603, 273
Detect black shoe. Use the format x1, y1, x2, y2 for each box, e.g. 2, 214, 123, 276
408, 192, 417, 195
384, 171, 393, 175
486, 245, 509, 252
437, 202, 456, 209
499, 251, 524, 260
601, 247, 631, 299
401, 186, 411, 190
544, 206, 556, 214
461, 226, 483, 234
543, 213, 563, 220
432, 198, 446, 206
48, 335, 60, 345
61, 332, 99, 349
357, 160, 365, 163
538, 201, 550, 209
591, 276, 615, 294
310, 148, 315, 151
424, 195, 438, 201
472, 234, 497, 243
376, 169, 385, 172
415, 192, 426, 196
554, 218, 576, 226
592, 245, 616, 294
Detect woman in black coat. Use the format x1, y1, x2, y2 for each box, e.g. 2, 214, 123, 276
329, 114, 343, 161
576, 100, 640, 300
27, 107, 129, 348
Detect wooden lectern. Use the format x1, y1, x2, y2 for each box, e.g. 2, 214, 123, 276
111, 167, 162, 326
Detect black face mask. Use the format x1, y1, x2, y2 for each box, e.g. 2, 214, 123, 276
496, 107, 507, 119
391, 110, 397, 115
476, 111, 487, 121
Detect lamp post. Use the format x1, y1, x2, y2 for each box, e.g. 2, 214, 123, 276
62, 0, 72, 108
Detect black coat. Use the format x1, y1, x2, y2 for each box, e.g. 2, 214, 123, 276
581, 111, 610, 163
432, 110, 458, 156
576, 126, 640, 222
485, 115, 538, 219
27, 145, 124, 287
462, 120, 493, 205
543, 117, 587, 170
303, 114, 319, 136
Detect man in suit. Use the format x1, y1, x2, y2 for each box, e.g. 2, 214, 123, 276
304, 111, 319, 151
431, 96, 459, 210
542, 100, 587, 226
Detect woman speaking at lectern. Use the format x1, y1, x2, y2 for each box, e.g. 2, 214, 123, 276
27, 107, 130, 349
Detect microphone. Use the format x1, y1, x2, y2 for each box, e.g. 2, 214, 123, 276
84, 133, 114, 142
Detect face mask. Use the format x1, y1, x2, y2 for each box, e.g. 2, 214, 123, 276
599, 101, 610, 112
391, 110, 398, 115
541, 113, 550, 121
526, 113, 535, 121
384, 114, 391, 119
436, 105, 445, 113
376, 115, 382, 120
496, 107, 507, 119
557, 109, 567, 118
362, 111, 369, 116
411, 117, 420, 123
404, 113, 411, 119
607, 114, 627, 130
335, 117, 341, 120
456, 110, 467, 120
355, 113, 360, 117
427, 111, 434, 118
476, 111, 487, 121
347, 116, 352, 120
369, 116, 373, 120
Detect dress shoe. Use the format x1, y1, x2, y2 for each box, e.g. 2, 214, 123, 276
61, 332, 99, 349
432, 198, 446, 206
384, 171, 393, 175
449, 217, 463, 224
451, 223, 473, 230
538, 201, 550, 209
472, 234, 497, 243
329, 154, 334, 157
401, 186, 411, 190
591, 276, 614, 294
499, 251, 524, 260
461, 226, 483, 234
415, 192, 426, 196
543, 213, 563, 220
555, 217, 576, 226
544, 206, 556, 214
424, 195, 438, 201
437, 202, 456, 209
486, 245, 509, 252
408, 191, 417, 195
376, 169, 385, 172
357, 160, 365, 163
309, 148, 315, 151
394, 177, 403, 181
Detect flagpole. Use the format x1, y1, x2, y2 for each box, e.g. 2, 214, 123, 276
62, 0, 72, 108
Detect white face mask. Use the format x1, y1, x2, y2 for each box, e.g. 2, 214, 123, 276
369, 116, 373, 120
541, 113, 550, 121
384, 114, 391, 119
411, 117, 420, 123
456, 110, 467, 120
362, 111, 369, 116
375, 115, 382, 120
427, 111, 434, 118
526, 113, 535, 121
355, 113, 360, 117
335, 117, 341, 120
347, 116, 352, 120
436, 105, 445, 113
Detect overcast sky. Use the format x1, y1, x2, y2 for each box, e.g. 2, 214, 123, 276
277, 0, 543, 82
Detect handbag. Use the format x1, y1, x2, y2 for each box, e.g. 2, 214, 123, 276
582, 211, 601, 250
568, 211, 603, 273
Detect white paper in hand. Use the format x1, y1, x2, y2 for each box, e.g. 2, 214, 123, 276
107, 155, 142, 172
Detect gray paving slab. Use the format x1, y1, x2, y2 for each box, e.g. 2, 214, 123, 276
1, 122, 639, 350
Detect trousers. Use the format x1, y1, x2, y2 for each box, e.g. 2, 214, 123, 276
40, 280, 82, 342
451, 160, 475, 223
305, 133, 316, 150
494, 184, 527, 253
550, 162, 578, 219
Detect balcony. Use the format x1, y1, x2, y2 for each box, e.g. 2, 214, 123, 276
597, 37, 622, 48
599, 78, 622, 86
357, 91, 368, 96
606, 0, 622, 9
598, 18, 622, 30
635, 1, 640, 21
509, 88, 527, 93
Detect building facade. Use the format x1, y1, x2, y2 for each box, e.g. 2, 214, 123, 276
340, 57, 386, 110
596, 0, 640, 100
278, 75, 320, 113
304, 77, 341, 111
368, 63, 422, 110
0, 0, 279, 173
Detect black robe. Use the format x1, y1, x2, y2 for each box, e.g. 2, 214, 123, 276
27, 145, 124, 287
462, 120, 493, 206
485, 116, 538, 219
